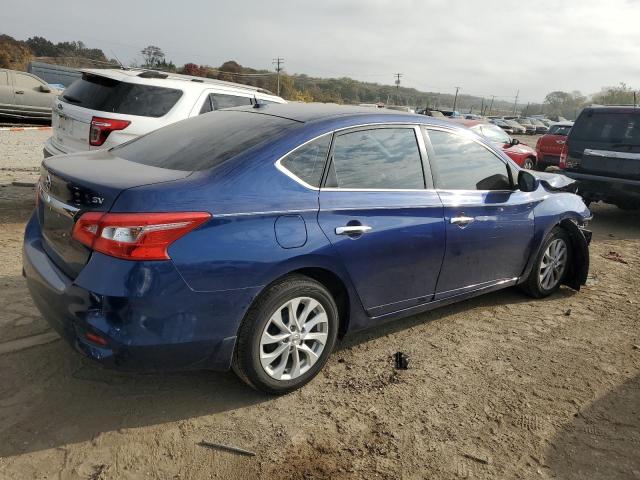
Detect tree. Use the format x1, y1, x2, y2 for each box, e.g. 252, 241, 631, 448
140, 45, 165, 68
543, 90, 586, 120
593, 83, 637, 105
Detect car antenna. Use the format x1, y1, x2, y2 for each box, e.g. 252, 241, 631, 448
253, 95, 263, 108
111, 50, 127, 70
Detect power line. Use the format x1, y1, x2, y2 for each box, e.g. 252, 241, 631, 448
273, 57, 284, 96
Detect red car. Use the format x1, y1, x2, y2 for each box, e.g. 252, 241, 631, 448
535, 122, 573, 169
451, 119, 538, 169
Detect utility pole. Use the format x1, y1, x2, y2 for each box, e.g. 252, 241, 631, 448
488, 95, 495, 116
452, 87, 460, 113
273, 57, 284, 96
480, 97, 485, 116
394, 73, 402, 105
513, 89, 519, 115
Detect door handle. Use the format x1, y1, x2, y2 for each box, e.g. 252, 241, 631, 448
450, 216, 475, 227
15, 90, 24, 94
335, 225, 372, 235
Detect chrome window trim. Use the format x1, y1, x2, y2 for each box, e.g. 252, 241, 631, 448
275, 122, 432, 192
39, 188, 80, 219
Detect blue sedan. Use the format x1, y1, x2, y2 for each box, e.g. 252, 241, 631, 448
24, 104, 591, 393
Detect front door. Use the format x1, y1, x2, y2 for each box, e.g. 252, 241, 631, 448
0, 70, 15, 113
425, 127, 536, 299
318, 126, 446, 317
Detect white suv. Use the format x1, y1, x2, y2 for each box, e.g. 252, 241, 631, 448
44, 68, 286, 157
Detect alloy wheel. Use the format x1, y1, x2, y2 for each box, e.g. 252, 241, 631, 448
524, 158, 534, 170
539, 238, 568, 290
259, 296, 329, 381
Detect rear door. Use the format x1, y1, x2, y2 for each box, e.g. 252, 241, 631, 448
318, 125, 446, 317
425, 127, 535, 299
568, 109, 640, 179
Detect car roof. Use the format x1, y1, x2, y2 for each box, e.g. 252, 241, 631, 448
227, 102, 437, 124
80, 68, 278, 96
447, 119, 490, 128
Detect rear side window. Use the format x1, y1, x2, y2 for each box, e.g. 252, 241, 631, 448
280, 135, 331, 187
571, 111, 640, 144
61, 74, 182, 117
549, 125, 571, 136
113, 110, 299, 171
200, 93, 252, 114
326, 128, 425, 189
428, 129, 511, 191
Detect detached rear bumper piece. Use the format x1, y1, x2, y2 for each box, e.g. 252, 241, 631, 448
23, 212, 260, 372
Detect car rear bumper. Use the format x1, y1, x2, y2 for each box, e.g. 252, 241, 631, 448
564, 171, 640, 203
23, 212, 260, 372
538, 154, 560, 167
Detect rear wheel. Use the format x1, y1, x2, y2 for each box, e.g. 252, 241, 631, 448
522, 227, 571, 298
232, 275, 338, 394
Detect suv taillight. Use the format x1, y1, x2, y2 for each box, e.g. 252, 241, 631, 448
89, 117, 131, 146
72, 212, 211, 260
559, 144, 568, 169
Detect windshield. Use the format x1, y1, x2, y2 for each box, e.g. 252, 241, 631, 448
571, 110, 640, 144
113, 110, 300, 171
62, 73, 183, 117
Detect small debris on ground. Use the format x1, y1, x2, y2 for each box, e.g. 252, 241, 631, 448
602, 251, 628, 264
394, 351, 409, 370
197, 440, 256, 457
564, 309, 572, 316
633, 344, 640, 350
462, 452, 491, 465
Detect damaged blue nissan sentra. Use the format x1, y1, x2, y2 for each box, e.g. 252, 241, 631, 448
23, 103, 591, 393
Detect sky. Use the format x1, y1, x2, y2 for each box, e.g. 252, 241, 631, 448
3, 0, 640, 103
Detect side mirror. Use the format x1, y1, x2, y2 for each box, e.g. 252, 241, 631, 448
518, 170, 539, 191
511, 138, 520, 146
40, 85, 51, 93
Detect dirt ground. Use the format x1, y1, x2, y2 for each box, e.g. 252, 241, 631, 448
0, 131, 639, 479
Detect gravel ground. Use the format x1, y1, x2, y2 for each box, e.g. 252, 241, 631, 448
0, 130, 49, 184
0, 132, 638, 480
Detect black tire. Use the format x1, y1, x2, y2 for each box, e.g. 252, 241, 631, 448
232, 274, 339, 394
521, 227, 572, 298
523, 157, 536, 170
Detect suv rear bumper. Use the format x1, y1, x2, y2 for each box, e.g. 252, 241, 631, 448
43, 137, 68, 158
564, 171, 640, 204
23, 212, 259, 372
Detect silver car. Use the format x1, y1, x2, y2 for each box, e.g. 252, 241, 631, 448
0, 68, 60, 121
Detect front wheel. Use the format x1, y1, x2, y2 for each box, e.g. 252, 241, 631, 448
523, 157, 536, 170
521, 227, 572, 298
232, 275, 338, 394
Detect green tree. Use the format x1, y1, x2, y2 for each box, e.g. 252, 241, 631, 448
140, 45, 165, 68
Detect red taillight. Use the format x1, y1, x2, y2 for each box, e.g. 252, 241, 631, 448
559, 144, 568, 169
72, 212, 211, 260
85, 332, 108, 346
89, 116, 131, 146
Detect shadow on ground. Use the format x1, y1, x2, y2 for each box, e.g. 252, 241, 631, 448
546, 374, 640, 479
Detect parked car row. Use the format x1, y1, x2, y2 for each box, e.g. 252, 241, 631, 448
0, 68, 62, 120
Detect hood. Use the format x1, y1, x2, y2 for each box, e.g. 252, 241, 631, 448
530, 170, 577, 193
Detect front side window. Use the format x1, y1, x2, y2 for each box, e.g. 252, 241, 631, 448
200, 93, 252, 113
428, 129, 511, 191
280, 135, 331, 187
476, 124, 510, 144
326, 128, 425, 189
15, 73, 42, 90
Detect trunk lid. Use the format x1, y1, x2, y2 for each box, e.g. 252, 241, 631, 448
539, 134, 566, 157
51, 99, 93, 153
39, 150, 191, 278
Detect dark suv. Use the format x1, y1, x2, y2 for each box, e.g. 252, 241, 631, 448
563, 106, 640, 210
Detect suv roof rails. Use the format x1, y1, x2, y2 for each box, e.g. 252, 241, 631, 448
125, 68, 276, 95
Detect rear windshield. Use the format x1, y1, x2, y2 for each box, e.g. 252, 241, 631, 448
549, 125, 571, 136
572, 110, 640, 144
112, 110, 299, 171
61, 73, 182, 117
